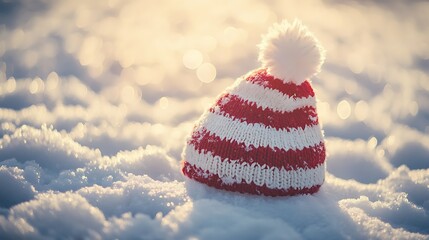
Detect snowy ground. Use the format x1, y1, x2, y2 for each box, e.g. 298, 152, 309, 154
1, 0, 429, 239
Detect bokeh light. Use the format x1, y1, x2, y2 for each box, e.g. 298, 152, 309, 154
6, 78, 16, 93
183, 49, 203, 70
78, 36, 104, 67
159, 97, 169, 109
46, 72, 59, 91
354, 100, 369, 121
337, 100, 351, 120
197, 63, 216, 83
367, 136, 378, 149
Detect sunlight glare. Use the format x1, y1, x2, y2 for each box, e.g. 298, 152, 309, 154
29, 77, 44, 94
46, 72, 59, 91
121, 85, 136, 103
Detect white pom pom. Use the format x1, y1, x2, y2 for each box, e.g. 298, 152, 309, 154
258, 19, 325, 84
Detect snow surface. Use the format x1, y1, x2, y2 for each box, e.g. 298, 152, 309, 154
1, 0, 429, 239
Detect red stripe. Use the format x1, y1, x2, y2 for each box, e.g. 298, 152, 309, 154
246, 69, 314, 98
210, 94, 318, 130
182, 161, 322, 197
188, 128, 325, 171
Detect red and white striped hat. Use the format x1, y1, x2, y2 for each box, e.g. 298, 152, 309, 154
182, 19, 326, 196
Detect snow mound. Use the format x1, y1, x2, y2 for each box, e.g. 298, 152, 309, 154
1, 0, 429, 239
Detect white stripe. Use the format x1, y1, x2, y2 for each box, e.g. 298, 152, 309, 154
228, 78, 316, 112
196, 111, 324, 151
185, 146, 325, 190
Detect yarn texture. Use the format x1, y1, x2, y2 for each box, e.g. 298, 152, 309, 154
182, 20, 326, 196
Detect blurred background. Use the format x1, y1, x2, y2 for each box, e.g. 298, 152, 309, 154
1, 0, 429, 184
1, 1, 429, 238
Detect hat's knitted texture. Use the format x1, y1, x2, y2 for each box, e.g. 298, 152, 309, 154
182, 20, 326, 196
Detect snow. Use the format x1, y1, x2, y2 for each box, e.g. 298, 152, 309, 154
1, 0, 429, 239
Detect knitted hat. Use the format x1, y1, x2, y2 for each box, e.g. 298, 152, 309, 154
182, 19, 326, 196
